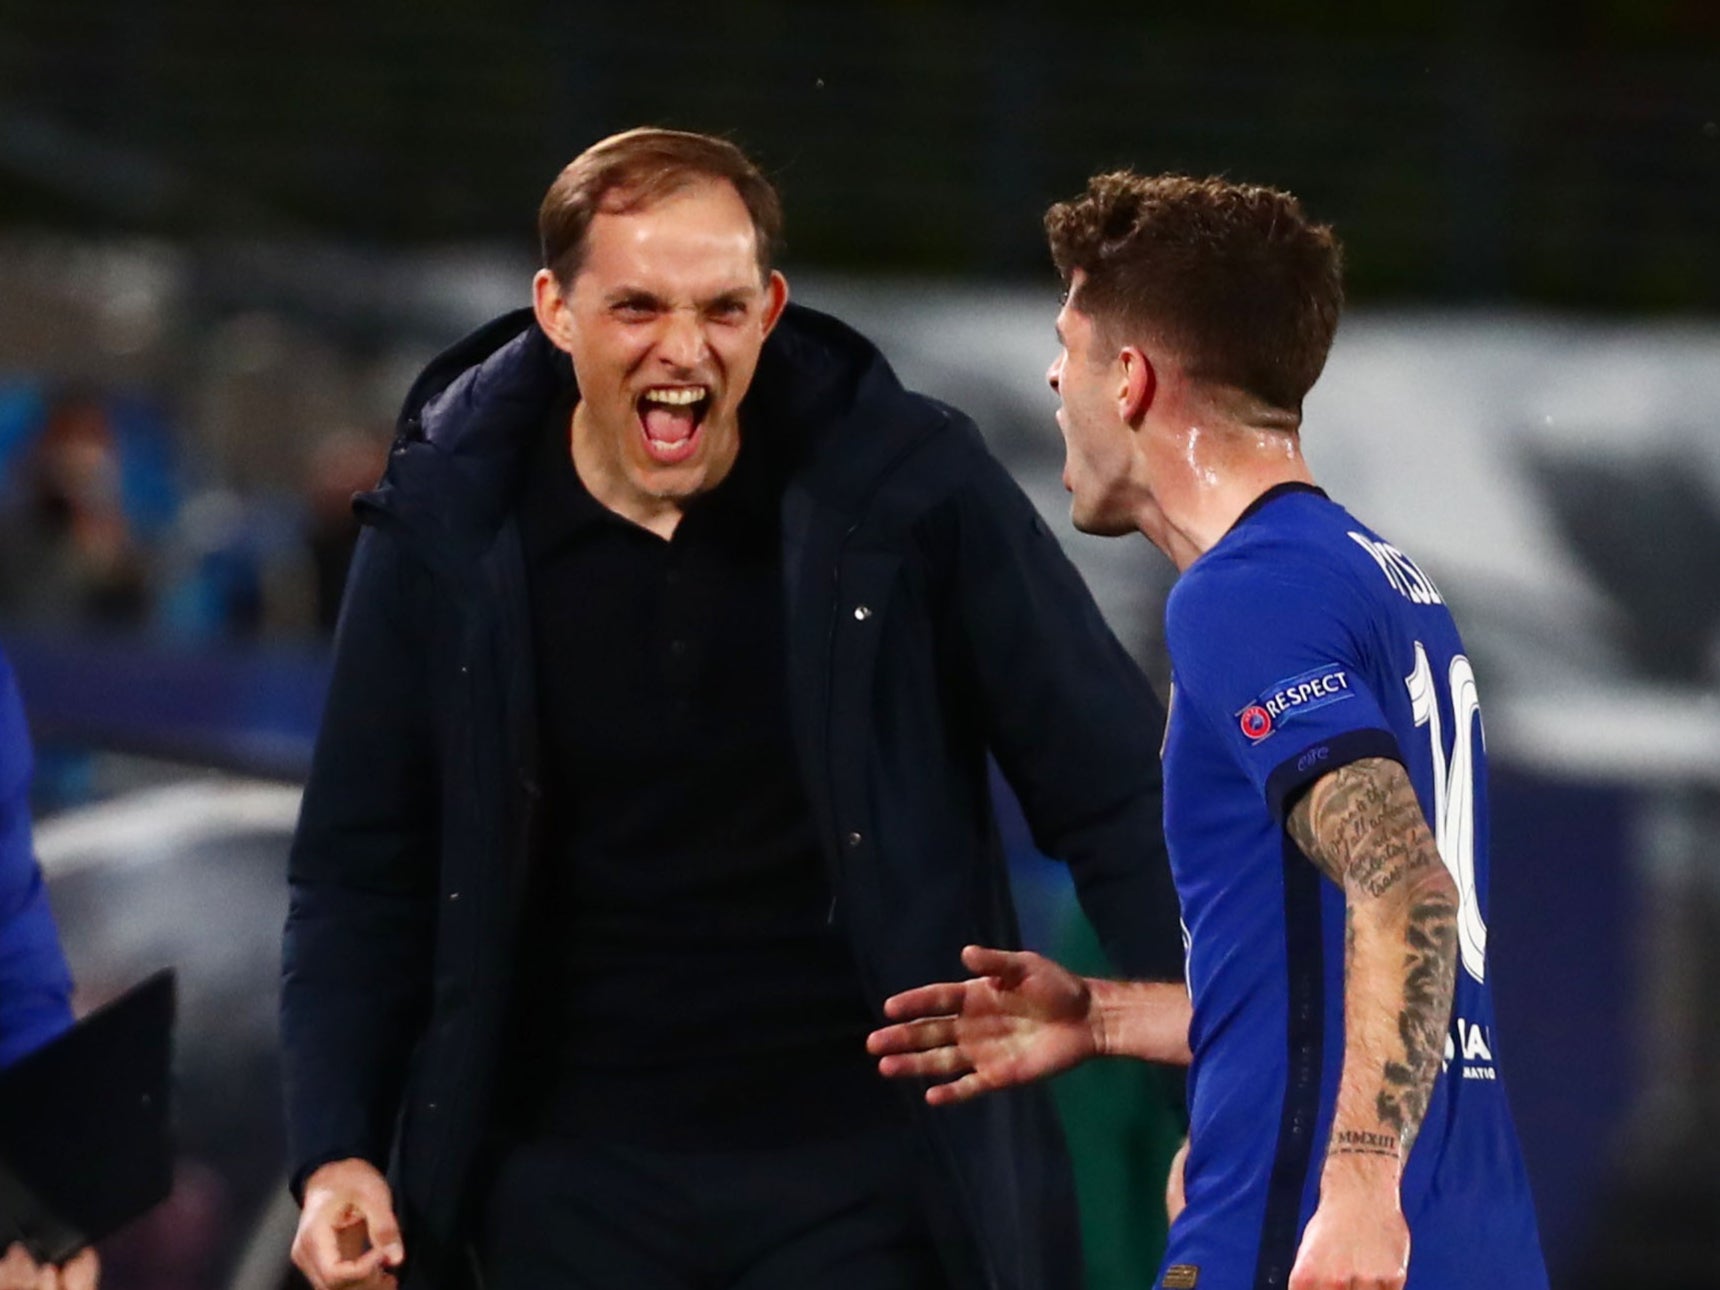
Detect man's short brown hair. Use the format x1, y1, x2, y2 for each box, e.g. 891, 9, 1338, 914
1045, 172, 1343, 414
538, 127, 783, 286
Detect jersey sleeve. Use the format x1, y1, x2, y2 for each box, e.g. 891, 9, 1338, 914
1166, 551, 1403, 823
0, 653, 74, 1067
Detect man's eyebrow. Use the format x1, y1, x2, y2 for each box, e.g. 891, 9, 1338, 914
604, 287, 663, 307
701, 288, 754, 309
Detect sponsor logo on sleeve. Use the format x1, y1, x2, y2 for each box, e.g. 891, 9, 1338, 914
1236, 665, 1355, 743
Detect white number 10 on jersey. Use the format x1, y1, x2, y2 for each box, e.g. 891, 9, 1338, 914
1406, 643, 1488, 983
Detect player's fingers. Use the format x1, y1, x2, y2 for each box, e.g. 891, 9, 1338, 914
867, 1016, 957, 1055
924, 1070, 995, 1106
878, 1045, 971, 1080
961, 945, 1033, 986
882, 982, 967, 1020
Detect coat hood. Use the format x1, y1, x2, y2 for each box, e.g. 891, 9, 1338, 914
359, 302, 941, 562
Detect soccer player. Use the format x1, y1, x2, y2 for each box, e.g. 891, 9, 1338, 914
869, 173, 1549, 1290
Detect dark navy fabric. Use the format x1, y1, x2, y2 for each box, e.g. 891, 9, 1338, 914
1160, 487, 1547, 1290
512, 386, 887, 1149
0, 647, 74, 1069
281, 305, 1183, 1290
476, 1124, 949, 1289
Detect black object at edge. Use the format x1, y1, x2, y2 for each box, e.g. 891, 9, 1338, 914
0, 969, 176, 1264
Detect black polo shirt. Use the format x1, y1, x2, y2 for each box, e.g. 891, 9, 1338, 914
508, 394, 897, 1147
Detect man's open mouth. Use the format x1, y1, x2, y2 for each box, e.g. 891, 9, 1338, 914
637, 385, 712, 465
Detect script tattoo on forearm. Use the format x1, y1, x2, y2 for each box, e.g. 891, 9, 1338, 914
1287, 758, 1459, 1154
1286, 759, 1429, 897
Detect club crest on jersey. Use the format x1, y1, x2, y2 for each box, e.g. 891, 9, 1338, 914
1237, 665, 1355, 742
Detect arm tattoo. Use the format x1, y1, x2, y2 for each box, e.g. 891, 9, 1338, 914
1286, 758, 1433, 897
1378, 893, 1457, 1144
1287, 758, 1459, 1155
1328, 1128, 1400, 1158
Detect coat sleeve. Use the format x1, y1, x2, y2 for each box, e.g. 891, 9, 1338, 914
0, 652, 75, 1069
281, 527, 440, 1194
939, 429, 1184, 982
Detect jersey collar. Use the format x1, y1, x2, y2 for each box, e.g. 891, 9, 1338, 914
1226, 480, 1328, 536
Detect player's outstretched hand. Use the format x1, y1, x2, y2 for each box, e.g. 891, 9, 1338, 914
0, 1243, 98, 1290
1287, 1173, 1410, 1290
867, 945, 1101, 1105
292, 1158, 406, 1290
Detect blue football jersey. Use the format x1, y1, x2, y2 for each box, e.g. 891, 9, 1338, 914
1158, 483, 1546, 1290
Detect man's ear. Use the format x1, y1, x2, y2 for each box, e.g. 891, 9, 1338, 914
533, 268, 578, 355
1118, 345, 1157, 425
760, 270, 790, 337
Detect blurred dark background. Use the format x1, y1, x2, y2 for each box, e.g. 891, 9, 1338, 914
0, 3, 1716, 1289
2, 0, 1718, 303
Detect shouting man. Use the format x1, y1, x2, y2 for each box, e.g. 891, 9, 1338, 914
282, 131, 1182, 1290
870, 173, 1548, 1290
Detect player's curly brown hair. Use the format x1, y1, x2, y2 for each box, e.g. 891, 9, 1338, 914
1045, 172, 1343, 414
539, 127, 782, 287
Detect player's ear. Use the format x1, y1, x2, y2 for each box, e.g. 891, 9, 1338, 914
1118, 345, 1157, 425
759, 269, 790, 337
533, 268, 578, 355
